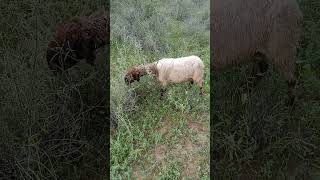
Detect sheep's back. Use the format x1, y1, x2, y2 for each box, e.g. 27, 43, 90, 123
211, 0, 302, 69
157, 56, 203, 82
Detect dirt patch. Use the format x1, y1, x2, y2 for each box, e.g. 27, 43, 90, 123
174, 139, 202, 178
196, 133, 208, 146
189, 121, 209, 145
188, 121, 206, 132
181, 161, 200, 179
176, 121, 209, 178
134, 119, 209, 178
133, 165, 144, 180
155, 118, 173, 135
154, 144, 168, 165
185, 141, 194, 151
174, 121, 209, 178
174, 140, 195, 158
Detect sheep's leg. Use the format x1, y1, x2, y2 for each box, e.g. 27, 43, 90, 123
247, 63, 260, 88
196, 80, 204, 96
160, 81, 168, 99
86, 52, 96, 66
188, 80, 194, 90
160, 88, 167, 100
287, 79, 297, 106
281, 58, 298, 106
80, 42, 96, 66
268, 52, 297, 106
269, 55, 297, 106
267, 43, 298, 106
193, 69, 204, 95
267, 18, 300, 106
272, 61, 297, 107
200, 87, 204, 95
160, 88, 166, 97
247, 54, 269, 89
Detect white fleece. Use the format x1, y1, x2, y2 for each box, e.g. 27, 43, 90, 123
155, 55, 204, 87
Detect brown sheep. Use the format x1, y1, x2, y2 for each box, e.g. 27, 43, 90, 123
211, 0, 303, 105
46, 10, 108, 74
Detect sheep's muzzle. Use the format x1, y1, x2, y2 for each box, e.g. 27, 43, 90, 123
124, 74, 135, 85
124, 67, 141, 85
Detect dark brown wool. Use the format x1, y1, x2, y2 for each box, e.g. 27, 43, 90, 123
46, 10, 108, 73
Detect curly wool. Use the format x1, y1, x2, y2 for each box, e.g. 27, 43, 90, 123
46, 10, 108, 73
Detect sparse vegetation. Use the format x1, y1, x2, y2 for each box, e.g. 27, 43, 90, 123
110, 0, 210, 179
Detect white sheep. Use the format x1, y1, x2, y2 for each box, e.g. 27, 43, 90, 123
211, 0, 303, 105
124, 55, 205, 96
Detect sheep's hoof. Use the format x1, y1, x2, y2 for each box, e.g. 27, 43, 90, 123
199, 89, 205, 96
160, 89, 166, 98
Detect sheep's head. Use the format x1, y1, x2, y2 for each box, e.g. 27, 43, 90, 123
124, 67, 141, 85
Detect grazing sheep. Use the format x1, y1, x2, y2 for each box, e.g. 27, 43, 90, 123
211, 0, 303, 104
46, 10, 108, 74
124, 55, 205, 96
